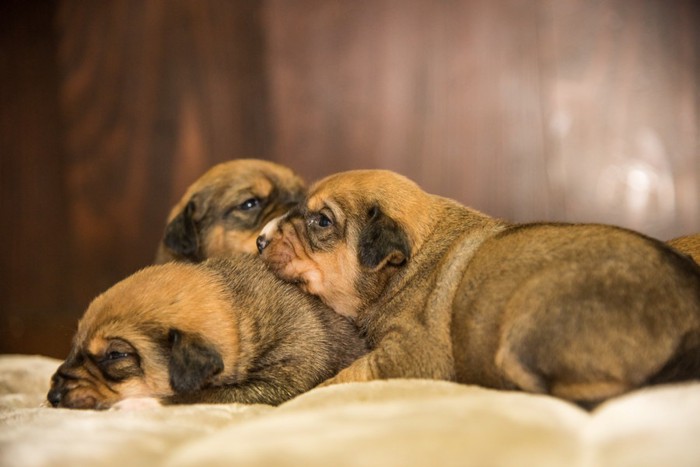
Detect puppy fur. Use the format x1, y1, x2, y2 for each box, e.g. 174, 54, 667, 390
669, 234, 700, 265
258, 169, 700, 405
155, 159, 306, 263
47, 254, 366, 409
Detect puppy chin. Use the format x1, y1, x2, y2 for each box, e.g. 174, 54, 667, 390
261, 252, 295, 278
60, 394, 110, 410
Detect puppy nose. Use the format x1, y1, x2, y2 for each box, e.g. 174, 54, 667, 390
47, 388, 63, 407
256, 235, 269, 254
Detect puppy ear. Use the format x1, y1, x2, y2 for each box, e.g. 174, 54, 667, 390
163, 201, 200, 261
168, 329, 223, 394
358, 206, 411, 270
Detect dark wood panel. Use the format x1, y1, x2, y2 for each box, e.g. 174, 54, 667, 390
263, 0, 551, 222
537, 0, 700, 239
263, 0, 699, 238
56, 0, 271, 326
1, 0, 271, 358
0, 1, 73, 356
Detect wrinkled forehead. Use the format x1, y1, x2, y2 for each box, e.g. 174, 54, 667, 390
194, 162, 274, 193
307, 172, 373, 210
306, 170, 426, 218
76, 264, 225, 338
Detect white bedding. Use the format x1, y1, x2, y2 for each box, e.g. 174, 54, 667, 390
2, 354, 700, 467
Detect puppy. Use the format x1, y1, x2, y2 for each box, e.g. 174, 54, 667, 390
257, 169, 700, 405
669, 234, 700, 264
47, 254, 365, 409
155, 159, 306, 263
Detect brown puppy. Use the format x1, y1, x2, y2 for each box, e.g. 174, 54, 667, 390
257, 169, 700, 405
155, 159, 306, 263
669, 234, 700, 265
47, 254, 365, 409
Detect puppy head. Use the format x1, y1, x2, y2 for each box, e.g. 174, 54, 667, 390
156, 159, 306, 263
47, 264, 238, 410
668, 234, 700, 265
257, 170, 433, 318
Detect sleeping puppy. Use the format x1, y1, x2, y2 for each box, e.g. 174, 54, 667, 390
669, 234, 700, 264
257, 169, 700, 405
155, 159, 306, 263
47, 254, 365, 409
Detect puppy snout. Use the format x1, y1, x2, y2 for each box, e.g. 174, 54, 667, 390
256, 235, 269, 254
47, 372, 70, 407
257, 215, 284, 254
47, 387, 64, 407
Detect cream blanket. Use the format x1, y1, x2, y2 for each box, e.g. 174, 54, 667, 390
2, 354, 700, 467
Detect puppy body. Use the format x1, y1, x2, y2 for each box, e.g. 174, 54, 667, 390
669, 234, 700, 264
48, 255, 365, 409
156, 159, 306, 263
259, 170, 700, 404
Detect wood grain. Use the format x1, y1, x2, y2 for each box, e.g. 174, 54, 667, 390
0, 1, 73, 356
56, 0, 271, 316
537, 0, 700, 238
263, 0, 699, 236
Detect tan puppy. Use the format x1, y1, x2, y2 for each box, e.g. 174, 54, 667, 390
47, 254, 365, 409
669, 234, 700, 265
257, 169, 700, 405
155, 159, 306, 263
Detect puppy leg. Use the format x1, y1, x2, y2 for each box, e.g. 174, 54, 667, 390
320, 329, 454, 387
495, 344, 631, 403
319, 355, 374, 386
493, 265, 684, 404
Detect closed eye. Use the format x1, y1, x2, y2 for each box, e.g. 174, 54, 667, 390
99, 338, 137, 364
104, 351, 130, 362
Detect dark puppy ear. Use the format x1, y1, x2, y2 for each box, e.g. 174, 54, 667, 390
358, 205, 411, 270
168, 329, 223, 394
163, 201, 200, 261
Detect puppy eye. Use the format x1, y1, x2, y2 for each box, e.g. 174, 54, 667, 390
224, 198, 262, 217
309, 213, 333, 228
105, 351, 129, 361
318, 214, 332, 227
238, 198, 260, 211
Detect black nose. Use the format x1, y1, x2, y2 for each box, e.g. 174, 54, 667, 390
256, 235, 269, 254
47, 388, 63, 407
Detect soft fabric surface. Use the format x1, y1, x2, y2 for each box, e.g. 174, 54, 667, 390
2, 354, 700, 467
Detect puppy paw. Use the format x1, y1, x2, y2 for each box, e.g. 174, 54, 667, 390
109, 397, 163, 412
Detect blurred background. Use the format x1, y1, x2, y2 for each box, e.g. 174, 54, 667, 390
1, 0, 698, 358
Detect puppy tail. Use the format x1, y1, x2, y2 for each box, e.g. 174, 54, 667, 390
648, 331, 700, 386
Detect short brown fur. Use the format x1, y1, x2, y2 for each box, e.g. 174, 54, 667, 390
48, 255, 366, 410
669, 234, 700, 265
258, 169, 700, 405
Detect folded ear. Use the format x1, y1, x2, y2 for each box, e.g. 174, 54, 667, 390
358, 205, 411, 271
168, 329, 223, 394
163, 200, 200, 261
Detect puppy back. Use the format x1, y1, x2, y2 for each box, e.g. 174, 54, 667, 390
203, 255, 366, 384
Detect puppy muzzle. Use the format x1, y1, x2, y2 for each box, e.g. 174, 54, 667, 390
47, 372, 76, 408
257, 215, 284, 253
47, 366, 102, 409
256, 235, 269, 253
47, 386, 64, 407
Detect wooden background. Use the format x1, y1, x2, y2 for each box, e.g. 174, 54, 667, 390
1, 0, 699, 358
